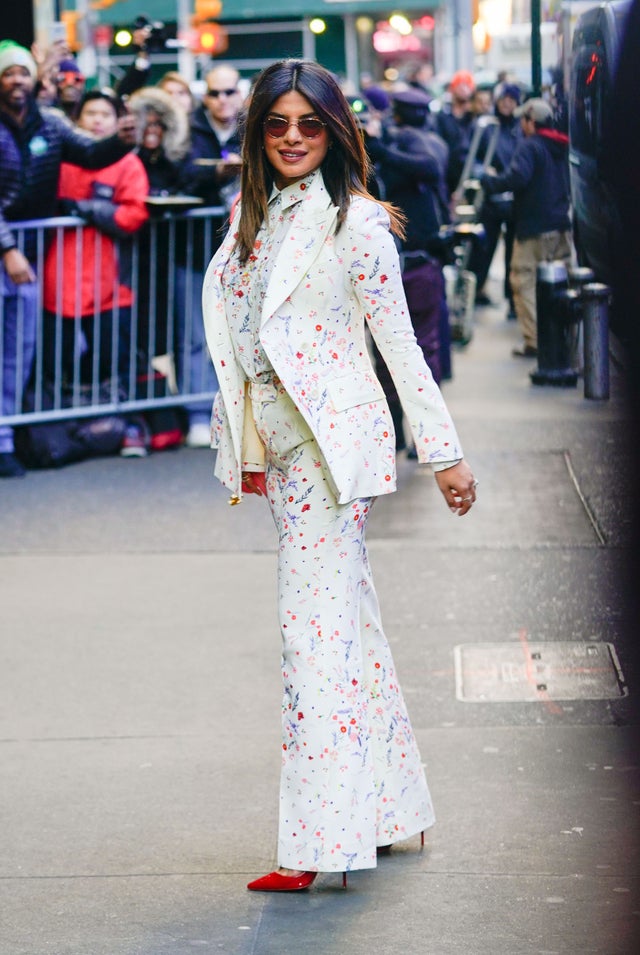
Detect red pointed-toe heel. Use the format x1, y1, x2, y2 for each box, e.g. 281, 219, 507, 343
342, 872, 348, 889
247, 870, 317, 892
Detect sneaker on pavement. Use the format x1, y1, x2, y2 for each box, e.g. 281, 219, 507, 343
120, 422, 149, 458
0, 451, 26, 478
186, 422, 211, 449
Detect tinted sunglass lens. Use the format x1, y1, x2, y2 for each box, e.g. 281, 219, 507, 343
298, 120, 324, 137
264, 118, 288, 136
264, 117, 324, 138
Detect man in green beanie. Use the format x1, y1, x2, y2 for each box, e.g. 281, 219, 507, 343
0, 40, 137, 477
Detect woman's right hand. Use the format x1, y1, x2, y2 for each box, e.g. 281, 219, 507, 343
434, 459, 477, 516
241, 471, 267, 496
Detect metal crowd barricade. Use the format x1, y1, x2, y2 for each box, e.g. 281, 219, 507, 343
0, 205, 226, 428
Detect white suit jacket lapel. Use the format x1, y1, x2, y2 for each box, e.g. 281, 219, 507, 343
261, 181, 339, 325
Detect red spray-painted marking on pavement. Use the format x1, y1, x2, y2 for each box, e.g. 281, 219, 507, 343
518, 628, 564, 716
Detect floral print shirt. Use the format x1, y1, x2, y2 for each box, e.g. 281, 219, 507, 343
221, 172, 320, 383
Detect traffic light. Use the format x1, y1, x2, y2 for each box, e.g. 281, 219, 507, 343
192, 0, 223, 26
191, 22, 228, 55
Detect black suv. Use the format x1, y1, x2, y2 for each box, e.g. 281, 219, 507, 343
569, 0, 631, 288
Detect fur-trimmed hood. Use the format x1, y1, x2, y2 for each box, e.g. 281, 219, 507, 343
127, 86, 189, 162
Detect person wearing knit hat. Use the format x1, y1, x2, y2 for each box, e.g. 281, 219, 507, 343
434, 69, 478, 196
0, 41, 137, 477
362, 85, 390, 114
0, 40, 37, 81
54, 56, 86, 120
449, 70, 476, 100
494, 82, 522, 106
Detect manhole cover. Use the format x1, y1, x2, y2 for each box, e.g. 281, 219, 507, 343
454, 641, 626, 702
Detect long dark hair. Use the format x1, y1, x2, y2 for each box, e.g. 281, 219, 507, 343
234, 59, 404, 262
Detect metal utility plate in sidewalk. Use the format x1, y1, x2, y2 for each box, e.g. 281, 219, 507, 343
454, 641, 627, 702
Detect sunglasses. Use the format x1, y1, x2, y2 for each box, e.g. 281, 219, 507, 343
263, 115, 327, 139
57, 72, 84, 86
207, 88, 238, 98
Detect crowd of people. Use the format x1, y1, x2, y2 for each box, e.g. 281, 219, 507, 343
0, 30, 572, 479
0, 36, 247, 477
352, 66, 570, 445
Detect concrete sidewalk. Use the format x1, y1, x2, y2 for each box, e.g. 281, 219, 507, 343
1, 287, 639, 955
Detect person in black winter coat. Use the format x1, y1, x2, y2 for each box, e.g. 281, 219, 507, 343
0, 40, 136, 478
182, 64, 243, 212
366, 90, 450, 255
481, 97, 572, 357
470, 82, 523, 312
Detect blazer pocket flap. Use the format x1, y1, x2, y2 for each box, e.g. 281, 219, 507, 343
326, 373, 385, 413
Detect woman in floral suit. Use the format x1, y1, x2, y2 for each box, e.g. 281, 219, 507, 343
202, 59, 477, 892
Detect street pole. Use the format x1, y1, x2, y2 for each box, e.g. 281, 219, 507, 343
176, 0, 194, 83
453, 0, 474, 71
531, 0, 542, 96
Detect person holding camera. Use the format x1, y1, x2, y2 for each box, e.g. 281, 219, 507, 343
115, 16, 164, 100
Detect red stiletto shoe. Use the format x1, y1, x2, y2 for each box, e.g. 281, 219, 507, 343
247, 870, 317, 892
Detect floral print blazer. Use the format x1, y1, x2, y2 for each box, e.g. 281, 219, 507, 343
201, 172, 462, 504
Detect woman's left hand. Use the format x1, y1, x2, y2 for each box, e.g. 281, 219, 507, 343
434, 460, 478, 516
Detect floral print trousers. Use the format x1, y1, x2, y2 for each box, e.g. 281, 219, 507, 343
250, 380, 435, 873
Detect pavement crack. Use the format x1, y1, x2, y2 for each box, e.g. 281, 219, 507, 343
563, 450, 607, 545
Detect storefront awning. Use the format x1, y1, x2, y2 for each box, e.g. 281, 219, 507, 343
91, 0, 444, 25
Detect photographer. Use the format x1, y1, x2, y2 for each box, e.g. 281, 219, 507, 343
116, 16, 165, 100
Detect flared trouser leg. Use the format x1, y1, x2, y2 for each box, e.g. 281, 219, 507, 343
358, 545, 435, 847
251, 387, 433, 873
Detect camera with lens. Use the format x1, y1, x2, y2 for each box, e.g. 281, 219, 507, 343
133, 14, 167, 53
